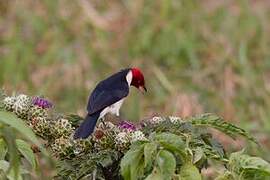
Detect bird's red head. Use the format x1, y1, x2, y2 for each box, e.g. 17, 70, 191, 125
131, 68, 147, 93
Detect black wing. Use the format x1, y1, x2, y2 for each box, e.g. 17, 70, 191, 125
87, 69, 130, 115
87, 88, 129, 115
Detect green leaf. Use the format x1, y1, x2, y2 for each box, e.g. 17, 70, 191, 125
2, 126, 20, 179
156, 150, 176, 179
0, 111, 45, 154
193, 147, 204, 164
229, 151, 270, 179
0, 139, 7, 160
120, 145, 144, 180
192, 147, 207, 169
201, 144, 228, 162
208, 138, 226, 159
144, 142, 157, 168
179, 162, 202, 180
6, 166, 28, 180
193, 147, 208, 170
0, 160, 25, 180
191, 114, 258, 144
154, 133, 186, 158
145, 168, 163, 180
65, 114, 84, 127
215, 171, 234, 180
0, 161, 29, 180
16, 139, 37, 169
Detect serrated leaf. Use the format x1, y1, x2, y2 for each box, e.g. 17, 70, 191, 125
0, 139, 7, 160
193, 147, 204, 164
193, 146, 208, 170
144, 142, 157, 168
120, 145, 144, 180
154, 133, 187, 159
191, 113, 258, 144
156, 150, 176, 179
202, 136, 227, 160
16, 139, 37, 169
229, 151, 270, 179
180, 162, 202, 180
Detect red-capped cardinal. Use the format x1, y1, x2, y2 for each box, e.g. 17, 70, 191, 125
74, 68, 146, 139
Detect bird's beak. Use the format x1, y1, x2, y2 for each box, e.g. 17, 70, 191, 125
139, 86, 147, 93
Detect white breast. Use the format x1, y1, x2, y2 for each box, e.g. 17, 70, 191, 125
99, 70, 132, 119
99, 98, 125, 118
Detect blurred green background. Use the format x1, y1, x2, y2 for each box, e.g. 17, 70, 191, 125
1, 0, 270, 157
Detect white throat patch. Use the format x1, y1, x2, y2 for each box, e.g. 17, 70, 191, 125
126, 70, 132, 86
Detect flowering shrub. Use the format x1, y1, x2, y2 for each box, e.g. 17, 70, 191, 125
1, 91, 270, 180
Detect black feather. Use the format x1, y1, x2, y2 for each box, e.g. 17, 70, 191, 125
73, 111, 101, 139
74, 68, 131, 139
87, 68, 130, 114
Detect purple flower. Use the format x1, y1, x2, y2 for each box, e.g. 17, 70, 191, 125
32, 97, 53, 109
118, 121, 137, 131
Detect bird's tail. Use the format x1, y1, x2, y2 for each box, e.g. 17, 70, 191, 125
74, 111, 100, 139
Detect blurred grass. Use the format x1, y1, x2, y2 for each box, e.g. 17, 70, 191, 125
1, 0, 270, 157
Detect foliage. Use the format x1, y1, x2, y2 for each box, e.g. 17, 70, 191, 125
121, 115, 270, 180
190, 114, 258, 144
215, 150, 270, 180
1, 91, 270, 179
0, 91, 51, 179
0, 112, 48, 179
55, 149, 122, 180
121, 132, 199, 180
1, 0, 270, 178
1, 1, 270, 152
228, 150, 270, 180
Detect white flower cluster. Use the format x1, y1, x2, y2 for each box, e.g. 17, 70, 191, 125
131, 130, 147, 143
52, 118, 74, 138
72, 138, 92, 155
115, 132, 131, 151
169, 116, 182, 124
4, 94, 32, 119
3, 94, 51, 122
114, 130, 147, 151
148, 116, 183, 125
115, 132, 130, 144
50, 131, 93, 158
30, 117, 51, 138
91, 121, 118, 150
28, 105, 48, 121
51, 136, 74, 158
149, 116, 166, 124
3, 96, 16, 111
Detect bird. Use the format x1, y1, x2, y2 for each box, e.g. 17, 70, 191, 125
74, 68, 147, 139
